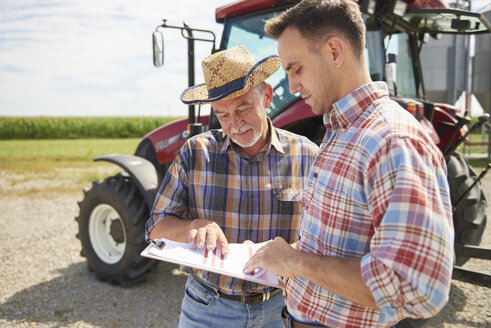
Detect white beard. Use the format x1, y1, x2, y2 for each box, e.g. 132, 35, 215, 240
231, 124, 262, 148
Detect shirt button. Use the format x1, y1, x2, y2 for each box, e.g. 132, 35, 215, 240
313, 172, 318, 178
250, 194, 255, 199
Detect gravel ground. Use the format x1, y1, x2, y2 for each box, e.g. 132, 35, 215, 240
0, 162, 490, 328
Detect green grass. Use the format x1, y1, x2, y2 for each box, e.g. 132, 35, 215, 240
456, 116, 490, 158
0, 138, 489, 198
467, 157, 491, 172
0, 139, 142, 197
0, 116, 182, 139
0, 138, 139, 174
0, 138, 139, 161
458, 132, 490, 158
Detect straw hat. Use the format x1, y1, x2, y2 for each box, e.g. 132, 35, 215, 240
180, 46, 281, 105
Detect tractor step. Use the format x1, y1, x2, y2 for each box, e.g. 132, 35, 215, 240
452, 266, 491, 288
452, 244, 491, 288
455, 244, 491, 260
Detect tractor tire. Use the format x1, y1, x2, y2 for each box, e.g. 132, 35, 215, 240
76, 173, 156, 286
446, 152, 487, 266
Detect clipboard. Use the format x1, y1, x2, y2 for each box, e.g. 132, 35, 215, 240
141, 238, 281, 288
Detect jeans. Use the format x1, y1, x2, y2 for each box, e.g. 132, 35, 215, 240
179, 275, 285, 328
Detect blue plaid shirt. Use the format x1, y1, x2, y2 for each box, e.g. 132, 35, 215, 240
146, 120, 318, 295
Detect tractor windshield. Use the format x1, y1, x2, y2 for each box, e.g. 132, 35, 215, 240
221, 10, 420, 116
221, 11, 296, 118
365, 14, 419, 99
383, 32, 419, 98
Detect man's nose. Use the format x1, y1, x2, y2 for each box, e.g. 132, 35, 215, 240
230, 114, 243, 129
289, 76, 301, 95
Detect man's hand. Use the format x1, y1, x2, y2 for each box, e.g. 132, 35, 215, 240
243, 237, 298, 277
245, 237, 379, 309
188, 219, 229, 255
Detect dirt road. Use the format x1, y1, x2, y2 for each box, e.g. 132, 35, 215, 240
1, 163, 490, 327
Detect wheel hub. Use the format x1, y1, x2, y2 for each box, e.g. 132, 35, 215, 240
110, 218, 125, 244
88, 204, 127, 264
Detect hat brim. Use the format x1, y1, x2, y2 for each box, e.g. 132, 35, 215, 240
180, 55, 281, 105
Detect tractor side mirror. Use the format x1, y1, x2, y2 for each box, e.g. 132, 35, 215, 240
451, 18, 471, 32
153, 31, 164, 67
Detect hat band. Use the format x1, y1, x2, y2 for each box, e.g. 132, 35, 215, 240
208, 76, 246, 99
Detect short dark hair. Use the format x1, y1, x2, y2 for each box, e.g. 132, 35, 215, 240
265, 0, 365, 57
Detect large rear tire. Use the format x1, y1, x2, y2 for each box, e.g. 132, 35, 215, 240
76, 173, 156, 286
446, 152, 487, 266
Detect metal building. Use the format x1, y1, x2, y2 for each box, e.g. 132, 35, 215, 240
419, 0, 490, 115
472, 4, 491, 113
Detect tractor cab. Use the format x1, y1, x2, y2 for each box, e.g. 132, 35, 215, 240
151, 0, 490, 147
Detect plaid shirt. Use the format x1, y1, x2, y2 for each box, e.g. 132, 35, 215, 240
284, 82, 453, 327
146, 120, 318, 295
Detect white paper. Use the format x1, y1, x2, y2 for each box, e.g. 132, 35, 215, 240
141, 238, 280, 287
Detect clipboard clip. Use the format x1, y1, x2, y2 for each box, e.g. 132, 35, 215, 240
150, 239, 166, 250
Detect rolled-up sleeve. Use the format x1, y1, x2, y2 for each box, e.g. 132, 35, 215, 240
145, 148, 190, 241
360, 136, 454, 322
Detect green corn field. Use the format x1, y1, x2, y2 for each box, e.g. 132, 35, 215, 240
0, 116, 182, 139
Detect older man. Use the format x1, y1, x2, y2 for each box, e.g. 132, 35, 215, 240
145, 46, 318, 328
245, 1, 454, 327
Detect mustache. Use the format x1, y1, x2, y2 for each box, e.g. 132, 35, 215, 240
230, 125, 254, 134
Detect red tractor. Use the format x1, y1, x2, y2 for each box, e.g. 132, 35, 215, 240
76, 0, 490, 294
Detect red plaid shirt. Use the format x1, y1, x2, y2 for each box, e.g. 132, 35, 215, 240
284, 82, 453, 327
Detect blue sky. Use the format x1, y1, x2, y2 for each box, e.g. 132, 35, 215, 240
0, 0, 489, 117
0, 0, 230, 117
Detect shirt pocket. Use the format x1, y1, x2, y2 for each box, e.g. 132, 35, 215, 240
308, 173, 371, 256
271, 187, 303, 242
274, 187, 303, 202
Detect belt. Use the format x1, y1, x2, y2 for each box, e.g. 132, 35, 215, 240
190, 273, 282, 305
281, 306, 327, 328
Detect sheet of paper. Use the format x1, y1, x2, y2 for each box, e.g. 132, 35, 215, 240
141, 238, 280, 287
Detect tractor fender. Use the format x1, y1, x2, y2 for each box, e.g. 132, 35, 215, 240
94, 154, 159, 209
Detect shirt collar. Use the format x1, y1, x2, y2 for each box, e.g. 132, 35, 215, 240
323, 81, 389, 130
220, 118, 284, 157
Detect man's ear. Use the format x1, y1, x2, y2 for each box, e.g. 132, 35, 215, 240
263, 84, 273, 108
323, 37, 345, 68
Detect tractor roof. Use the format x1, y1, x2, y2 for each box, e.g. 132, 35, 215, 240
215, 0, 448, 23
215, 0, 294, 23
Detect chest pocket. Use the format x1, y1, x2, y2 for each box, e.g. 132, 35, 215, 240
269, 187, 303, 243
272, 187, 303, 227
306, 166, 370, 257
269, 155, 305, 224
274, 187, 303, 202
